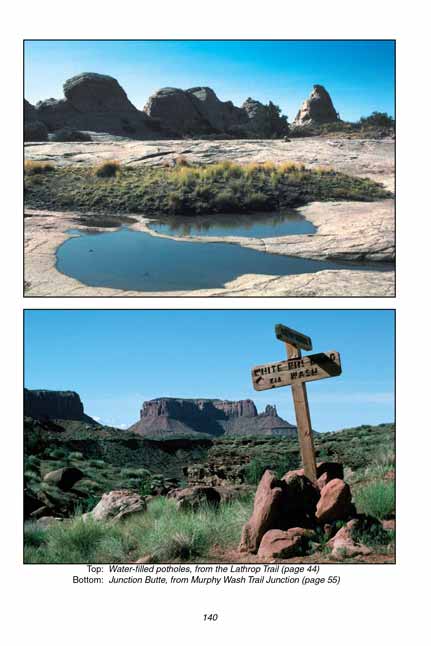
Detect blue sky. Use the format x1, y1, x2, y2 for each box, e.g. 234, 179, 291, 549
24, 310, 395, 433
24, 40, 394, 122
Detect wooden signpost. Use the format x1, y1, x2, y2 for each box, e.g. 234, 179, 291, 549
251, 324, 342, 483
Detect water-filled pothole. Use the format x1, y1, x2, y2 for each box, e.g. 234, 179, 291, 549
148, 211, 316, 238
56, 228, 386, 292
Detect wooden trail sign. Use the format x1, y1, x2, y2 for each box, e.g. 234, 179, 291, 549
275, 324, 312, 351
250, 324, 342, 483
252, 351, 341, 391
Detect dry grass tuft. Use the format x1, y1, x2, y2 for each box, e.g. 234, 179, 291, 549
24, 160, 55, 175
174, 155, 190, 167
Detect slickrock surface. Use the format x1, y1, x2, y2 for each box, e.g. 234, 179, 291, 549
24, 136, 394, 190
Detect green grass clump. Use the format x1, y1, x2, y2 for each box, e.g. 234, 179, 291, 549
24, 160, 392, 217
24, 522, 48, 548
24, 495, 253, 564
354, 480, 395, 520
351, 522, 394, 548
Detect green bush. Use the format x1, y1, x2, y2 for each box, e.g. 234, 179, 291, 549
243, 458, 268, 485
359, 111, 394, 129
354, 480, 395, 520
95, 161, 120, 178
68, 451, 84, 461
244, 453, 299, 485
351, 522, 393, 548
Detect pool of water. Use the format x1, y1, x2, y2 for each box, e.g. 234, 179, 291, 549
148, 211, 317, 238
56, 228, 383, 292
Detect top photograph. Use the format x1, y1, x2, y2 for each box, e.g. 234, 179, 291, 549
23, 39, 395, 298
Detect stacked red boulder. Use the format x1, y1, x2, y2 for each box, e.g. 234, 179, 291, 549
239, 462, 360, 559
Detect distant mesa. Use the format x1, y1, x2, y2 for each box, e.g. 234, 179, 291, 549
23, 389, 297, 438
24, 388, 98, 425
129, 397, 297, 439
293, 84, 339, 127
24, 72, 290, 141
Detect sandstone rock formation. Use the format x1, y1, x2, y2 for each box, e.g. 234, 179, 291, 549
24, 120, 49, 142
294, 84, 339, 127
241, 98, 289, 138
327, 519, 372, 558
257, 527, 315, 559
144, 86, 288, 138
239, 470, 286, 553
24, 99, 49, 141
33, 73, 168, 139
315, 478, 354, 523
170, 485, 221, 510
63, 73, 136, 113
24, 388, 97, 424
239, 463, 360, 555
169, 483, 251, 509
129, 397, 297, 439
43, 466, 84, 491
85, 490, 146, 522
144, 86, 245, 136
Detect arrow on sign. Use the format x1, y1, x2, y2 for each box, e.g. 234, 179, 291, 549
252, 351, 341, 391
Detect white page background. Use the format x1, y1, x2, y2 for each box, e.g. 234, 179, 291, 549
2, 3, 430, 642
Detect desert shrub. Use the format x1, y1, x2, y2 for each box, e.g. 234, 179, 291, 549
79, 495, 102, 514
68, 451, 84, 461
354, 480, 395, 520
51, 128, 92, 142
24, 121, 48, 142
244, 453, 299, 485
243, 191, 269, 210
94, 161, 120, 178
24, 160, 55, 175
44, 447, 67, 460
120, 467, 151, 479
212, 189, 237, 212
244, 458, 268, 485
88, 459, 106, 468
25, 455, 41, 470
351, 521, 393, 548
24, 522, 48, 548
359, 111, 394, 129
374, 447, 395, 470
24, 469, 40, 483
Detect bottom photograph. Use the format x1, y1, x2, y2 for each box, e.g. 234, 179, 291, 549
23, 309, 395, 565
